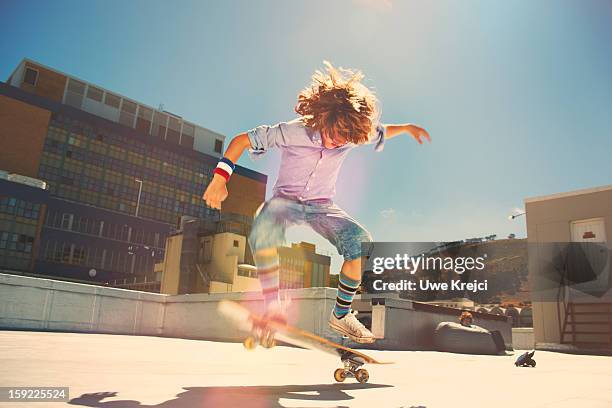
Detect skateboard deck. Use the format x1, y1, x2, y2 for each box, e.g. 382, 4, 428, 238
218, 299, 393, 383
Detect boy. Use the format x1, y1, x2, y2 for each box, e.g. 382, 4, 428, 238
203, 62, 430, 343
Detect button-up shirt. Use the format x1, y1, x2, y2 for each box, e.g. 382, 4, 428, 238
247, 118, 386, 201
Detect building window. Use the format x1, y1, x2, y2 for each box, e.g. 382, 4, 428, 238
104, 93, 121, 109
65, 79, 86, 108
214, 139, 223, 153
86, 86, 104, 102
61, 213, 73, 230
24, 68, 38, 86
233, 240, 239, 248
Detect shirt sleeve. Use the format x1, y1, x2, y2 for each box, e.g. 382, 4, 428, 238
364, 123, 386, 152
246, 122, 288, 160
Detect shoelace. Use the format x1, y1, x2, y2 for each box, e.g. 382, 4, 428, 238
345, 311, 368, 334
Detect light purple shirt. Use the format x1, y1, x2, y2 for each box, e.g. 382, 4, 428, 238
247, 118, 386, 201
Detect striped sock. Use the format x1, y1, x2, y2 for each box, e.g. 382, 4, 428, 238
333, 274, 360, 319
255, 253, 280, 306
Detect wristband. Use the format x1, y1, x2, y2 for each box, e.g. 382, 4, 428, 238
214, 157, 235, 182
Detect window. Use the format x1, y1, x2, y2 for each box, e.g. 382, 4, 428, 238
61, 213, 73, 230
86, 86, 104, 102
233, 240, 239, 248
152, 112, 168, 139
167, 117, 181, 144
24, 68, 38, 86
119, 100, 137, 127
121, 100, 137, 114
73, 246, 86, 265
183, 123, 195, 136
214, 139, 223, 153
65, 79, 86, 108
104, 93, 121, 109
67, 79, 86, 94
136, 106, 153, 134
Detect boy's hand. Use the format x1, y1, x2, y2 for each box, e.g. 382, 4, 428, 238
405, 124, 431, 145
383, 123, 431, 144
202, 174, 228, 210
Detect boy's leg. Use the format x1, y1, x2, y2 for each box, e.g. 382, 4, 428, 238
306, 203, 375, 343
254, 247, 280, 306
332, 258, 361, 319
248, 197, 302, 316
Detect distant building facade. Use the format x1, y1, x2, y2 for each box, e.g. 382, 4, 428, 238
0, 59, 266, 286
159, 218, 331, 295
278, 242, 331, 289
1, 175, 172, 285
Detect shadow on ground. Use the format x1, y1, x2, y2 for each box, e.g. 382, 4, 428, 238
68, 383, 397, 408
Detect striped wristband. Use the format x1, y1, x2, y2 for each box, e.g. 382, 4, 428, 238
213, 157, 235, 182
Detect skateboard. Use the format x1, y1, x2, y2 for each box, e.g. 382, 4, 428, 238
218, 300, 392, 383
514, 350, 536, 367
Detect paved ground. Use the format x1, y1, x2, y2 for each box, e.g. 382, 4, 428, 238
0, 331, 611, 408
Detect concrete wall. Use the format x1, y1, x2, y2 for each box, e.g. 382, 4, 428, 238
512, 328, 535, 350
0, 273, 513, 351
0, 273, 164, 336
209, 274, 260, 293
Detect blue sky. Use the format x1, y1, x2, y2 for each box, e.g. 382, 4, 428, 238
2, 0, 611, 271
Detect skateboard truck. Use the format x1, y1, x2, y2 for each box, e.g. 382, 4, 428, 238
244, 321, 277, 350
334, 350, 369, 383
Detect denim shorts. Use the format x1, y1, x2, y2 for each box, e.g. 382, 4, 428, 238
248, 195, 373, 261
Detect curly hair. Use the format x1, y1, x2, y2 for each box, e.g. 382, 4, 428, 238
295, 61, 379, 145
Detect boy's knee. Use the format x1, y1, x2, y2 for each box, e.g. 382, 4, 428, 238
341, 225, 373, 261
360, 230, 373, 244
248, 210, 287, 253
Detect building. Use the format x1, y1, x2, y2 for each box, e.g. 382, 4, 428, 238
0, 174, 171, 285
159, 219, 331, 295
526, 184, 612, 350
0, 174, 47, 273
0, 58, 266, 286
279, 242, 331, 289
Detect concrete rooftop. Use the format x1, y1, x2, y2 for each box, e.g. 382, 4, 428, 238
1, 331, 611, 408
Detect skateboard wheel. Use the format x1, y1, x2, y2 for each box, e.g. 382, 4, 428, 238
355, 368, 369, 383
243, 336, 257, 350
262, 337, 276, 348
334, 368, 347, 382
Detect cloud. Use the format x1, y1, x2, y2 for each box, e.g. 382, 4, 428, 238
380, 208, 397, 219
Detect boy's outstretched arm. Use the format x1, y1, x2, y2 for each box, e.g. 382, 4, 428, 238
384, 123, 431, 144
202, 132, 251, 210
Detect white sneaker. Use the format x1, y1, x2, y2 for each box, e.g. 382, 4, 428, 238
329, 310, 375, 344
